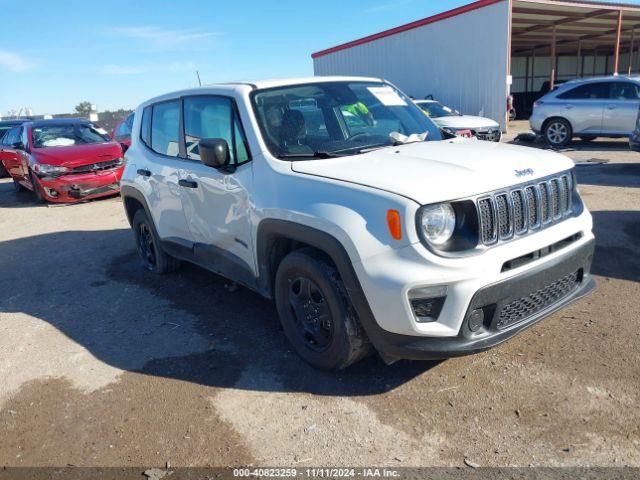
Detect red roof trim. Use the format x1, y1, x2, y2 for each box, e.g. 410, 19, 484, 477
311, 0, 505, 59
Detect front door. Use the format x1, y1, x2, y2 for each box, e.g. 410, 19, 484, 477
603, 82, 640, 135
178, 95, 256, 285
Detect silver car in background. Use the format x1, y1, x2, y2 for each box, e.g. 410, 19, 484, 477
530, 76, 640, 147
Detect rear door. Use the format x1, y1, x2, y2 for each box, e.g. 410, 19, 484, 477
177, 95, 256, 285
555, 82, 608, 134
603, 81, 640, 135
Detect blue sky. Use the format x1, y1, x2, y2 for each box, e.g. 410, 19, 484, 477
1, 0, 638, 115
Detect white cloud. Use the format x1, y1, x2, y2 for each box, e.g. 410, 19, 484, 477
0, 49, 36, 72
108, 26, 220, 50
99, 61, 197, 75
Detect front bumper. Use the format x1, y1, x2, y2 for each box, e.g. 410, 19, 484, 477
36, 167, 124, 203
367, 238, 595, 361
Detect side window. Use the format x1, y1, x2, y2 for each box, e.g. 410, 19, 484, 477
557, 83, 608, 100
183, 96, 250, 165
114, 121, 130, 140
140, 107, 151, 146
21, 127, 28, 149
125, 113, 134, 129
610, 82, 640, 100
150, 101, 180, 157
5, 127, 19, 146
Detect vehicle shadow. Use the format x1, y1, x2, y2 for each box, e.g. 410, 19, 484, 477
590, 210, 640, 283
575, 162, 640, 189
507, 137, 631, 153
0, 228, 437, 396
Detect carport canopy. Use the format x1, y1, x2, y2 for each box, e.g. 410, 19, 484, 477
512, 0, 640, 87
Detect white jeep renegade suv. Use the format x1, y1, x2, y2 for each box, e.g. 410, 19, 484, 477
120, 77, 595, 370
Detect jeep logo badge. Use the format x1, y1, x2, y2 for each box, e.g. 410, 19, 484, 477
514, 168, 534, 178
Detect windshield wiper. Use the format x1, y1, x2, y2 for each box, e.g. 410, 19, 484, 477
276, 151, 343, 159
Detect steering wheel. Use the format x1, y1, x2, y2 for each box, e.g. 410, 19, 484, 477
347, 132, 372, 142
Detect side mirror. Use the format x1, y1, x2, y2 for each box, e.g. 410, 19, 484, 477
199, 138, 230, 169
120, 142, 129, 154
11, 141, 24, 150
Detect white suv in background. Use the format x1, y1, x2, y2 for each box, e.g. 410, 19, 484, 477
120, 77, 595, 370
531, 76, 640, 146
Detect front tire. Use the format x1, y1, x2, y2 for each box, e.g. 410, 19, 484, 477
274, 248, 371, 370
12, 178, 26, 192
132, 209, 181, 274
29, 172, 45, 203
544, 118, 572, 147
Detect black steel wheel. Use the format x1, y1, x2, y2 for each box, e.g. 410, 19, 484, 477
287, 276, 334, 352
275, 248, 371, 370
132, 209, 181, 274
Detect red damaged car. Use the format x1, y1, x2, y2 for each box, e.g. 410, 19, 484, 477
0, 118, 124, 203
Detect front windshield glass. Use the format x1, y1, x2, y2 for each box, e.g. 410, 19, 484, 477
251, 81, 444, 158
32, 124, 110, 148
417, 101, 459, 118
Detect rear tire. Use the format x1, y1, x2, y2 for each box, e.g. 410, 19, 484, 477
274, 248, 371, 370
132, 209, 181, 274
543, 118, 572, 147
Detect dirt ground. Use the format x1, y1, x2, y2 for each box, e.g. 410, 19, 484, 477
0, 121, 638, 468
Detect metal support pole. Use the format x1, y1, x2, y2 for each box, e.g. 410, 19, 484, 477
630, 28, 636, 75
577, 39, 582, 77
550, 25, 557, 89
614, 9, 623, 75
525, 55, 530, 93
531, 48, 536, 91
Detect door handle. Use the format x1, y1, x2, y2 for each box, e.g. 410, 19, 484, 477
178, 179, 198, 189
565, 104, 574, 109
607, 105, 617, 110
137, 168, 151, 177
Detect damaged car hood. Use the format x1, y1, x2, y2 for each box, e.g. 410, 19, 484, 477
33, 142, 123, 168
290, 140, 574, 205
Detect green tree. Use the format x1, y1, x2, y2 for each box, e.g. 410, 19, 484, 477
74, 101, 93, 117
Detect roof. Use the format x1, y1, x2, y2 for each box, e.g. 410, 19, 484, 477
139, 76, 385, 107
312, 0, 640, 59
0, 119, 29, 127
30, 118, 92, 127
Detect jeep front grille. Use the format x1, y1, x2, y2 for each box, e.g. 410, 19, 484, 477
477, 173, 574, 246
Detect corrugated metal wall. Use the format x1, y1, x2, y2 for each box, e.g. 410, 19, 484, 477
313, 1, 510, 130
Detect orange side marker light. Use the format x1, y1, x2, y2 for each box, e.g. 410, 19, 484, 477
387, 210, 402, 240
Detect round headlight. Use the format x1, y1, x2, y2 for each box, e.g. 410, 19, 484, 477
420, 203, 456, 246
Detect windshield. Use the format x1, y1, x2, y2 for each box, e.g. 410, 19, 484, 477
417, 101, 459, 118
251, 81, 444, 158
32, 124, 110, 148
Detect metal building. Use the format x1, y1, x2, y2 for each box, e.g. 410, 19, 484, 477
312, 0, 640, 130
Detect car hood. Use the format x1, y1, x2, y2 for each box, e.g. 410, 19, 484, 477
290, 140, 574, 205
432, 115, 499, 129
33, 142, 122, 168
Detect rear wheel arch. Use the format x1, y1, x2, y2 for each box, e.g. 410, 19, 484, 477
121, 186, 153, 227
